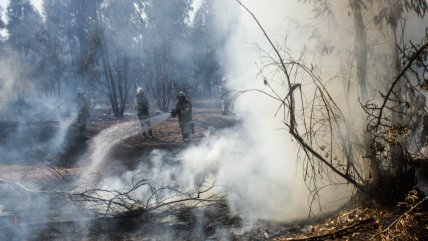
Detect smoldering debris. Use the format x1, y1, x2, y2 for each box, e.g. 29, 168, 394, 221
0, 102, 342, 240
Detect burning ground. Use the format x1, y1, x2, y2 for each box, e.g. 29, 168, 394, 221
0, 99, 427, 241
1, 0, 428, 240
0, 99, 251, 240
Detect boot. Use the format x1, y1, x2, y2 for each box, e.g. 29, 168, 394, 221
182, 133, 190, 143
148, 129, 154, 138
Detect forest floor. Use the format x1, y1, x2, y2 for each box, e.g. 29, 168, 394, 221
0, 99, 428, 240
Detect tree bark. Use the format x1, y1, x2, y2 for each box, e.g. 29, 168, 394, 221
351, 0, 368, 102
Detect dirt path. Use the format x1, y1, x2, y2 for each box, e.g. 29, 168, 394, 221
0, 99, 237, 183
0, 100, 250, 240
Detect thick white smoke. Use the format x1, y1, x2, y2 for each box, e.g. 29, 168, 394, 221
87, 0, 352, 223
207, 0, 340, 220
0, 50, 80, 164
0, 2, 370, 234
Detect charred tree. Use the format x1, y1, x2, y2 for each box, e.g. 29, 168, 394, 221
145, 45, 176, 112
100, 35, 129, 118
367, 0, 428, 193
363, 37, 428, 202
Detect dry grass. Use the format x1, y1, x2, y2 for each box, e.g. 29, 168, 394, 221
274, 190, 428, 241
374, 190, 428, 241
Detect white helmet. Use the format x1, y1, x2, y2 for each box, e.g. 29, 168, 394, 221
77, 88, 84, 94
177, 91, 186, 99
137, 87, 144, 94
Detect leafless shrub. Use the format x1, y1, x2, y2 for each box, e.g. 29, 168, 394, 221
69, 177, 223, 217
235, 1, 428, 210
234, 1, 366, 213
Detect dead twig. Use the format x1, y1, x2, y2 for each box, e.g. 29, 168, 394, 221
371, 195, 428, 239
282, 217, 376, 241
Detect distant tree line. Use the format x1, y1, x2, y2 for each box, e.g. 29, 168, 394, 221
0, 0, 228, 116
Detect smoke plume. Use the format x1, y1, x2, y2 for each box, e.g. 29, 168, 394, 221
87, 0, 351, 223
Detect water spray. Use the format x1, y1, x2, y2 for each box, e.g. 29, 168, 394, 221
77, 112, 171, 187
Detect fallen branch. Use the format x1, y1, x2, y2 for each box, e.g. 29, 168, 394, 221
69, 177, 222, 216
371, 195, 428, 239
283, 217, 376, 241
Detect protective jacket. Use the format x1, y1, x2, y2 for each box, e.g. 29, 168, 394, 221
171, 97, 193, 142
136, 92, 150, 119
172, 98, 192, 124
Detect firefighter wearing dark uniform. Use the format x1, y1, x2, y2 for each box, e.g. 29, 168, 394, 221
170, 91, 194, 142
136, 87, 153, 138
75, 88, 89, 140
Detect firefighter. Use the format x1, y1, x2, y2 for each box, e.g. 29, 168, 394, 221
75, 88, 89, 140
170, 91, 194, 142
135, 87, 153, 138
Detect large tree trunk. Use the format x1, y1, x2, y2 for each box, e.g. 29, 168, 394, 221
350, 0, 381, 182
389, 21, 405, 178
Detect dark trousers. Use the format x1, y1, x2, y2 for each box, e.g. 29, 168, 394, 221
180, 122, 194, 142
139, 115, 153, 136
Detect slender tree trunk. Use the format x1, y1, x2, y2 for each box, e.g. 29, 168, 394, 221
119, 58, 128, 115
351, 0, 368, 102
101, 37, 120, 117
